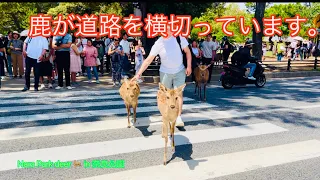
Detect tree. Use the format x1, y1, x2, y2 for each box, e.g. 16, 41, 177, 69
252, 2, 266, 60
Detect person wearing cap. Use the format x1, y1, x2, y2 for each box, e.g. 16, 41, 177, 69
240, 40, 256, 80
7, 31, 24, 78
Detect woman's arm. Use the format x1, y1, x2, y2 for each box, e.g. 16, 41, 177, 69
71, 44, 81, 56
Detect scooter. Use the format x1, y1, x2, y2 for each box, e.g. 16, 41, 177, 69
220, 58, 266, 89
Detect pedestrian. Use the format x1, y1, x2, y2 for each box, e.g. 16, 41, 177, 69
93, 36, 105, 76
221, 36, 231, 65
82, 39, 100, 84
7, 31, 24, 78
108, 37, 123, 86
200, 34, 218, 83
4, 31, 13, 78
104, 37, 113, 73
70, 36, 82, 86
120, 33, 131, 78
134, 40, 145, 83
276, 40, 285, 62
52, 32, 73, 90
0, 39, 6, 90
22, 35, 48, 92
39, 37, 53, 90
131, 25, 192, 127
191, 40, 202, 83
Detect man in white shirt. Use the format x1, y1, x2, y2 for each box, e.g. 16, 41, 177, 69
22, 35, 48, 92
120, 33, 131, 78
201, 34, 219, 83
131, 25, 192, 127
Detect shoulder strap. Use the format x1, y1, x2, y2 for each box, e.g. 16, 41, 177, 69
176, 36, 184, 54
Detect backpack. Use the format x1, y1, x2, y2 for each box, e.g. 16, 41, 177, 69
176, 36, 197, 69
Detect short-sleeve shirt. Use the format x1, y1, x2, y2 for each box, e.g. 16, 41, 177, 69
53, 34, 72, 51
149, 35, 188, 74
24, 36, 48, 60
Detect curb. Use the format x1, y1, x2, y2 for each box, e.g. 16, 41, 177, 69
141, 71, 320, 84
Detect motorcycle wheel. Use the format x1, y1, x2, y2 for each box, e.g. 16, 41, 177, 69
221, 76, 234, 89
255, 74, 266, 88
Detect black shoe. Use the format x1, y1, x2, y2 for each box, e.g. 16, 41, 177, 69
14, 76, 18, 78
34, 89, 39, 92
22, 87, 29, 92
19, 75, 22, 79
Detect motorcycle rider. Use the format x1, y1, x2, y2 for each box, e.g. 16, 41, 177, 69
238, 40, 256, 80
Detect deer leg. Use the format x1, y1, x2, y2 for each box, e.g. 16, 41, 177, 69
204, 84, 207, 101
170, 121, 176, 152
162, 122, 168, 165
133, 104, 137, 124
125, 104, 131, 128
199, 84, 202, 100
194, 83, 197, 96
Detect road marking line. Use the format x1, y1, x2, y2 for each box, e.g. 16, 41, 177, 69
0, 103, 215, 124
0, 123, 287, 172
0, 97, 194, 113
79, 140, 320, 180
0, 88, 158, 99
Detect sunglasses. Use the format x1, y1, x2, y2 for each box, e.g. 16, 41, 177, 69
114, 39, 119, 41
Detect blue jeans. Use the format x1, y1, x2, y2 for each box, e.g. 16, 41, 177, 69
7, 55, 13, 76
277, 53, 283, 61
86, 66, 99, 80
243, 63, 256, 77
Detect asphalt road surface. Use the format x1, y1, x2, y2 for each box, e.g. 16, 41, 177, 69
0, 77, 320, 180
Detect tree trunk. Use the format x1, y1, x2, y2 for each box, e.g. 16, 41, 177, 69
252, 2, 266, 60
140, 1, 148, 53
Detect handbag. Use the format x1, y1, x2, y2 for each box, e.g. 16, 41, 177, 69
96, 57, 101, 66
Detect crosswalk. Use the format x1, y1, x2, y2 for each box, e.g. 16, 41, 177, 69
0, 87, 320, 179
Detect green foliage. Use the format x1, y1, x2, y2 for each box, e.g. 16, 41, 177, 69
264, 3, 319, 38
191, 3, 252, 43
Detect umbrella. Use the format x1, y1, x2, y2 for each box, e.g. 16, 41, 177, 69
20, 30, 29, 36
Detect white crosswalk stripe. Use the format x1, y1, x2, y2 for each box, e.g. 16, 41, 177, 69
0, 88, 319, 179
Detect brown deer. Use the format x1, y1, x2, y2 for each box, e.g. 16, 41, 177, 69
157, 83, 186, 165
119, 78, 141, 128
194, 64, 211, 101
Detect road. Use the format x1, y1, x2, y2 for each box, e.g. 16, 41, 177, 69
0, 76, 320, 180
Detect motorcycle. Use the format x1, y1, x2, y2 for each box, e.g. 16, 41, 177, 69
220, 58, 266, 89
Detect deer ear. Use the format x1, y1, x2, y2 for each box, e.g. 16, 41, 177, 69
176, 83, 186, 94
159, 83, 167, 92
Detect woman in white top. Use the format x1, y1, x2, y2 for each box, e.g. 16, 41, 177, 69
134, 40, 145, 83
191, 40, 202, 82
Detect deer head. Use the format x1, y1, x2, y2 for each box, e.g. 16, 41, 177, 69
198, 65, 209, 78
158, 83, 186, 111
124, 79, 140, 98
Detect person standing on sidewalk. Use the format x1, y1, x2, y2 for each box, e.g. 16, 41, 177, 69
104, 37, 113, 73
7, 31, 24, 79
201, 34, 217, 83
22, 35, 48, 92
82, 39, 100, 84
120, 33, 131, 78
93, 36, 105, 76
52, 33, 72, 90
0, 39, 6, 89
131, 25, 192, 127
108, 37, 123, 86
4, 31, 13, 78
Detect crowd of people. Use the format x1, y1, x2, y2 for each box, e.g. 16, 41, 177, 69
0, 30, 319, 91
0, 32, 146, 90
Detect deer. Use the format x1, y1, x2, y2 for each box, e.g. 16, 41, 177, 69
194, 63, 211, 101
119, 78, 141, 128
157, 83, 186, 165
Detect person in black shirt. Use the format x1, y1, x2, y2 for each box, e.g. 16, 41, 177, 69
221, 36, 231, 64
240, 41, 256, 80
0, 39, 6, 89
93, 36, 105, 76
